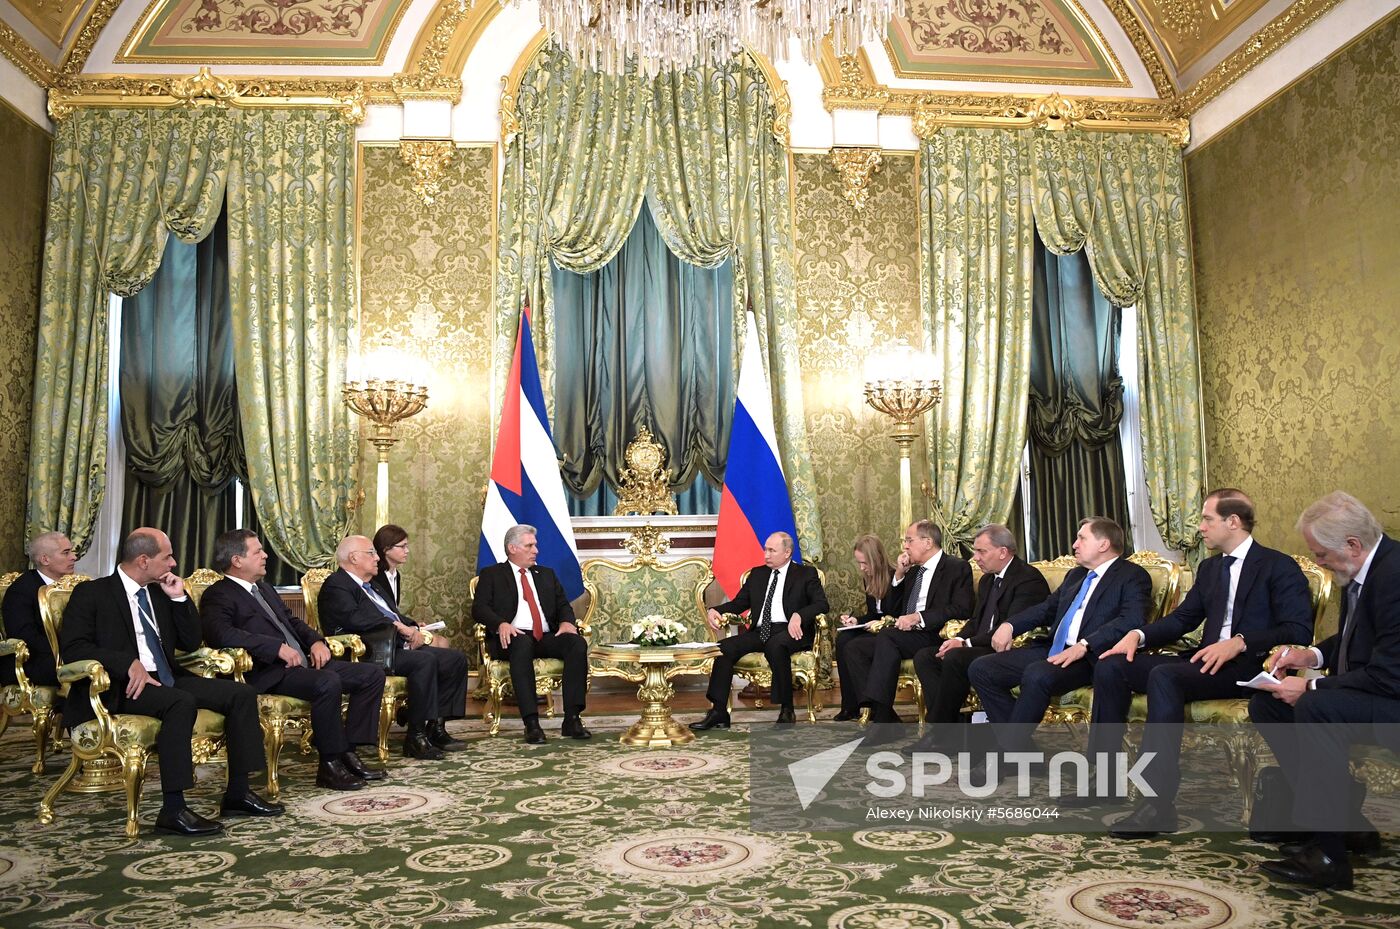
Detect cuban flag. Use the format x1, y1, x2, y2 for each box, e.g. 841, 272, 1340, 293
712, 314, 802, 598
478, 307, 584, 599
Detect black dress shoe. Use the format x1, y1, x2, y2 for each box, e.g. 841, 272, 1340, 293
341, 750, 386, 781
1109, 801, 1179, 839
688, 708, 731, 731
316, 757, 367, 791
832, 710, 860, 722
221, 790, 285, 817
426, 720, 467, 752
774, 705, 796, 727
561, 715, 592, 739
155, 806, 224, 836
1283, 830, 1382, 859
524, 720, 546, 744
1262, 844, 1354, 890
404, 730, 446, 760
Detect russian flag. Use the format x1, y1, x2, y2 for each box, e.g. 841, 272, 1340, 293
478, 307, 584, 599
712, 314, 802, 598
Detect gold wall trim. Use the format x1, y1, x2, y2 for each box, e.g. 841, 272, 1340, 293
406, 0, 503, 80
47, 67, 369, 123
1178, 0, 1350, 115
53, 72, 412, 104
0, 18, 56, 87
911, 90, 1189, 145
60, 0, 122, 75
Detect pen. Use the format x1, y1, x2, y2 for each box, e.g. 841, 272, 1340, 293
1273, 646, 1290, 675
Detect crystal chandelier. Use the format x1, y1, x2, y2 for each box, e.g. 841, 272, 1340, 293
513, 0, 907, 77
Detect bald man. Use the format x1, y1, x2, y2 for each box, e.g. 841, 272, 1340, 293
2, 531, 76, 687
60, 528, 278, 835
318, 536, 469, 760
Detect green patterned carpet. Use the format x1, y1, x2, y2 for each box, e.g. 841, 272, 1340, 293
2, 712, 1399, 929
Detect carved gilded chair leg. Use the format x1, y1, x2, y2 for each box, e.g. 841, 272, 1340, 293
803, 674, 818, 723
262, 716, 286, 802
38, 754, 82, 824
31, 707, 55, 775
913, 683, 926, 730
377, 695, 395, 763
122, 751, 148, 838
1223, 729, 1261, 825
542, 686, 556, 719
487, 681, 504, 737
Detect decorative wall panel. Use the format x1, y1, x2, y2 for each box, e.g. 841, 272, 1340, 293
1188, 14, 1400, 548
793, 153, 916, 614
357, 145, 495, 636
0, 102, 48, 571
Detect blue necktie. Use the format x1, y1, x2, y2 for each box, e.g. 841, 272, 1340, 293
1048, 570, 1098, 657
362, 582, 399, 620
135, 588, 176, 686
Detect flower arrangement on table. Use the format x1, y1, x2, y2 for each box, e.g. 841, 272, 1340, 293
630, 614, 687, 647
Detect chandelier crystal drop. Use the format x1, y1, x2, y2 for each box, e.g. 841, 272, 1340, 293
509, 0, 906, 77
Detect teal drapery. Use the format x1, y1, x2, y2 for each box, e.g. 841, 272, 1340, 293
919, 129, 1036, 555
1031, 131, 1205, 558
553, 203, 735, 502
1026, 238, 1130, 559
497, 42, 822, 558
918, 127, 1205, 558
119, 212, 243, 570
29, 106, 356, 569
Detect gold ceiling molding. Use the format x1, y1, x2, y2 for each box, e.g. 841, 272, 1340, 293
60, 0, 122, 74
7, 0, 87, 48
0, 18, 56, 87
1177, 0, 1349, 115
405, 0, 503, 80
820, 49, 1185, 140
47, 66, 370, 122
1097, 0, 1177, 98
912, 90, 1189, 145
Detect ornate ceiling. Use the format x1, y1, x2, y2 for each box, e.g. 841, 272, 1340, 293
0, 0, 1384, 129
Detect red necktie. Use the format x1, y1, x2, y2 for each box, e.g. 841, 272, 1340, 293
520, 568, 545, 640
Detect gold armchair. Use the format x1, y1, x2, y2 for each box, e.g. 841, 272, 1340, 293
186, 569, 364, 800
1, 571, 63, 774
301, 569, 399, 762
37, 574, 231, 837
469, 574, 598, 736
712, 567, 831, 724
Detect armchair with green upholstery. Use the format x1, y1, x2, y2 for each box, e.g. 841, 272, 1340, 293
37, 574, 233, 837
470, 573, 599, 736
710, 566, 831, 723
1, 571, 63, 774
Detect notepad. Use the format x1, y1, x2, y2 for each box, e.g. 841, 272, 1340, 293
1236, 671, 1281, 689
421, 622, 447, 631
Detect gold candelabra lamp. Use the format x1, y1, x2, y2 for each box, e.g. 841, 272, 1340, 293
343, 350, 429, 528
863, 346, 942, 534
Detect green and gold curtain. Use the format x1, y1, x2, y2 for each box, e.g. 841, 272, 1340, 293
918, 126, 1205, 558
497, 42, 822, 558
28, 105, 356, 569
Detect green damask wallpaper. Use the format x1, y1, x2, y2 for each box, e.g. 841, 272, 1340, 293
0, 102, 49, 570
1188, 13, 1400, 548
356, 145, 496, 635
792, 153, 913, 613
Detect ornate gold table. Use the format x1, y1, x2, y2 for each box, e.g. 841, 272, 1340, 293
590, 644, 721, 747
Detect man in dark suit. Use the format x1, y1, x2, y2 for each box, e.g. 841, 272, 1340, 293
201, 529, 387, 791
1, 531, 76, 687
968, 516, 1152, 756
471, 524, 590, 744
912, 524, 1049, 743
1094, 489, 1313, 836
319, 536, 469, 760
842, 519, 973, 740
59, 528, 280, 835
1251, 491, 1400, 890
690, 531, 829, 730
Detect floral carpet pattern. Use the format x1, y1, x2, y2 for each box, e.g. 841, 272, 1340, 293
1, 712, 1398, 929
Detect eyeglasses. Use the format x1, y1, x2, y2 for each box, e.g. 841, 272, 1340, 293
391, 541, 410, 550
359, 550, 377, 557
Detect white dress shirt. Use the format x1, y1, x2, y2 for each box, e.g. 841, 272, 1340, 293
1217, 535, 1253, 641
1308, 541, 1380, 672
906, 550, 942, 628
1063, 556, 1116, 645
757, 563, 790, 625
511, 565, 551, 634
383, 569, 401, 603
118, 567, 186, 674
